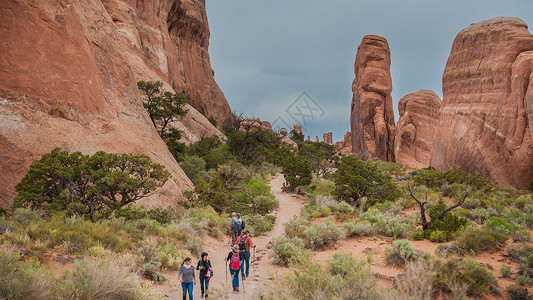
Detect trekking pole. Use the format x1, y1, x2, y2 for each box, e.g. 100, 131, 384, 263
253, 246, 256, 273
225, 260, 228, 290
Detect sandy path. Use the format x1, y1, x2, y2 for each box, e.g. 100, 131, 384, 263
163, 174, 304, 299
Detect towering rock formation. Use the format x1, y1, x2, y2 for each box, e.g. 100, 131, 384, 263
293, 124, 303, 134
340, 131, 353, 155
0, 0, 231, 207
431, 17, 533, 189
351, 35, 396, 161
394, 90, 441, 169
323, 132, 333, 144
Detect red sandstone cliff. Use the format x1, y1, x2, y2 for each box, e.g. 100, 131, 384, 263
0, 0, 230, 207
350, 35, 396, 161
431, 17, 533, 189
394, 90, 441, 169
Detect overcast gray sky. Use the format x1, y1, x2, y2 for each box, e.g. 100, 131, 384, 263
206, 1, 533, 142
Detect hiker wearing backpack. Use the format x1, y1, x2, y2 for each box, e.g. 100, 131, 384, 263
225, 245, 244, 293
197, 252, 212, 298
236, 230, 254, 279
229, 212, 238, 244
178, 257, 196, 300
231, 213, 245, 245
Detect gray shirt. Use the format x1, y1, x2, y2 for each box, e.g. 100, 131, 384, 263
179, 264, 195, 283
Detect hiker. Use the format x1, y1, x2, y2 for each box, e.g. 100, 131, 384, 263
225, 244, 244, 293
178, 257, 196, 300
236, 230, 255, 279
197, 252, 212, 298
229, 212, 238, 244
235, 213, 245, 237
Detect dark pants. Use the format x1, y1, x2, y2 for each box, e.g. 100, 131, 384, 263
230, 267, 239, 291
181, 281, 193, 300
200, 275, 209, 295
240, 250, 250, 277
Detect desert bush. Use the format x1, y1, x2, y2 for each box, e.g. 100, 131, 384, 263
244, 214, 276, 236
455, 227, 508, 254
141, 261, 167, 283
179, 155, 206, 185
314, 195, 339, 211
507, 285, 529, 300
386, 239, 418, 266
501, 265, 512, 278
62, 257, 143, 299
282, 153, 312, 191
517, 273, 531, 286
302, 218, 343, 249
0, 215, 9, 234
14, 148, 169, 221
184, 237, 202, 257
471, 207, 500, 223
462, 197, 481, 209
462, 259, 497, 297
343, 222, 375, 237
361, 208, 413, 238
484, 217, 517, 234
260, 253, 380, 300
310, 178, 336, 195
271, 236, 305, 266
394, 259, 438, 300
158, 245, 190, 270
0, 250, 57, 300
138, 244, 159, 263
284, 217, 310, 238
12, 208, 42, 224
337, 201, 355, 214
512, 227, 531, 242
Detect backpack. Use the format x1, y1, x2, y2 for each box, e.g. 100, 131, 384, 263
205, 266, 213, 281
238, 235, 247, 251
230, 251, 240, 270
233, 220, 242, 231
241, 219, 246, 229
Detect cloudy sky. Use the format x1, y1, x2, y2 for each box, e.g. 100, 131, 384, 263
206, 0, 533, 142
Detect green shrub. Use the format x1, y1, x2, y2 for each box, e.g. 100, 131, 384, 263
500, 265, 512, 278
284, 217, 309, 238
484, 217, 517, 234
260, 253, 380, 299
507, 285, 529, 300
141, 261, 167, 282
282, 154, 312, 191
337, 201, 354, 214
271, 236, 305, 266
179, 155, 206, 185
343, 222, 374, 237
12, 208, 42, 224
462, 259, 497, 297
303, 218, 343, 249
428, 230, 449, 243
512, 227, 531, 242
0, 250, 57, 300
517, 273, 531, 286
386, 239, 418, 266
158, 245, 189, 270
455, 227, 508, 254
361, 208, 414, 238
0, 215, 9, 234
462, 197, 481, 209
244, 214, 276, 236
333, 156, 399, 206
394, 259, 439, 300
62, 257, 143, 299
138, 244, 159, 263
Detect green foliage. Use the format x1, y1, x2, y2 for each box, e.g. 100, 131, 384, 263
62, 257, 144, 298
518, 273, 532, 286
454, 227, 508, 254
186, 136, 229, 169
337, 201, 355, 214
417, 199, 468, 242
360, 208, 414, 238
302, 218, 343, 249
484, 217, 517, 234
179, 155, 206, 185
507, 285, 529, 300
14, 148, 169, 220
244, 214, 276, 236
500, 265, 512, 278
414, 166, 491, 191
271, 236, 306, 266
224, 126, 287, 166
282, 153, 312, 191
289, 129, 305, 143
461, 259, 497, 297
284, 217, 310, 238
0, 250, 57, 300
260, 253, 380, 300
333, 156, 399, 207
343, 222, 374, 237
297, 142, 338, 178
385, 239, 418, 266
12, 207, 42, 224
138, 80, 187, 139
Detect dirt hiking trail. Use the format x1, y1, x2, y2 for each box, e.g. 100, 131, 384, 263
163, 174, 305, 299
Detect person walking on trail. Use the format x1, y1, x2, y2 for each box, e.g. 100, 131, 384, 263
236, 230, 255, 279
225, 245, 244, 293
235, 213, 245, 237
197, 252, 212, 298
178, 257, 196, 300
229, 212, 238, 245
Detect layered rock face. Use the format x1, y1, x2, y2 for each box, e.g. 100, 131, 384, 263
0, 0, 231, 206
351, 35, 396, 161
323, 132, 333, 144
102, 0, 232, 127
394, 90, 441, 169
431, 17, 533, 189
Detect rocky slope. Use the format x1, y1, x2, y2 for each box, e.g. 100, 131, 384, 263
0, 0, 230, 207
431, 17, 533, 189
394, 90, 441, 169
350, 35, 396, 161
